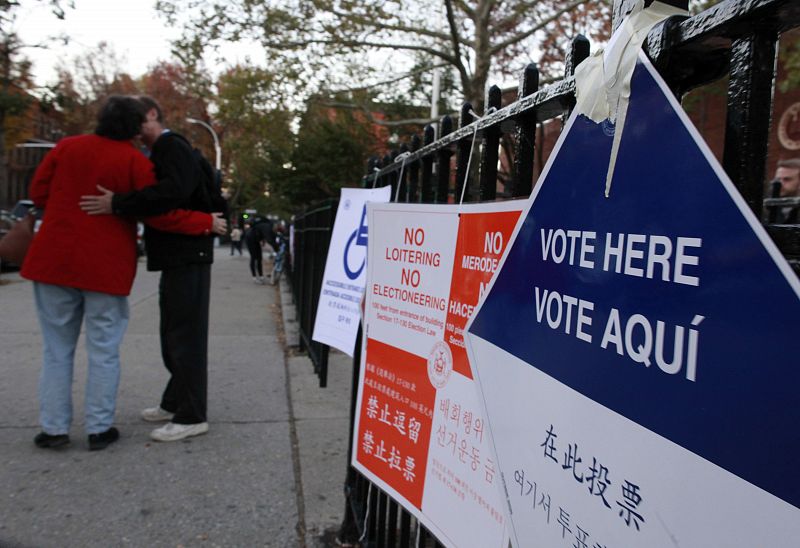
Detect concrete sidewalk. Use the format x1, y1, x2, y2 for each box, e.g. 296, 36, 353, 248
0, 249, 353, 547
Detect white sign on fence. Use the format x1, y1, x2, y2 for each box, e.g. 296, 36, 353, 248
465, 53, 800, 547
352, 200, 524, 548
312, 186, 391, 356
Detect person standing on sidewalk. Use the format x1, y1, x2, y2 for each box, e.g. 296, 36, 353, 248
230, 225, 243, 256
244, 217, 278, 284
80, 96, 224, 442
24, 96, 225, 451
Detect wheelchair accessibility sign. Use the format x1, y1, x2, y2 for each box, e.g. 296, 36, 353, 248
344, 205, 369, 280
313, 185, 391, 356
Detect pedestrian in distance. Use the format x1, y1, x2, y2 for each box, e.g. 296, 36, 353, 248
244, 217, 279, 284
24, 96, 225, 451
230, 225, 243, 256
80, 96, 227, 443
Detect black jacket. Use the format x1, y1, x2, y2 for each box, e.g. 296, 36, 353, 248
111, 132, 214, 271
245, 221, 279, 252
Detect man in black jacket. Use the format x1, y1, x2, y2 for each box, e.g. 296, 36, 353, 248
80, 96, 224, 442
245, 217, 279, 284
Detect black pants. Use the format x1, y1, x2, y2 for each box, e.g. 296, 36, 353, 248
247, 241, 263, 277
230, 240, 242, 255
158, 263, 210, 424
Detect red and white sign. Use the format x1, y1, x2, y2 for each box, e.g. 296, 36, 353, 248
352, 201, 524, 547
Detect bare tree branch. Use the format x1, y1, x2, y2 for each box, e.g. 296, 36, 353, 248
327, 62, 450, 94
261, 38, 458, 65
453, 0, 477, 20
489, 0, 591, 55
327, 8, 472, 46
444, 0, 472, 95
492, 0, 543, 30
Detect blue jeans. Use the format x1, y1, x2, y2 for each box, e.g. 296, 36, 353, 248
34, 283, 129, 435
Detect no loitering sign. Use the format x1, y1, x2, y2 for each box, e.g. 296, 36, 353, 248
352, 201, 524, 547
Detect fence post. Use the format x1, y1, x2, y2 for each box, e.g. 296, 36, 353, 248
564, 34, 590, 121
479, 85, 502, 201
396, 143, 410, 202
382, 153, 393, 192
376, 490, 388, 546
512, 64, 539, 198
387, 497, 399, 546
367, 483, 378, 542
722, 29, 777, 217
455, 102, 474, 203
408, 134, 421, 203
436, 116, 454, 203
296, 211, 307, 352
317, 201, 336, 388
399, 510, 411, 546
365, 156, 378, 188
421, 125, 436, 203
306, 209, 319, 373
388, 150, 399, 198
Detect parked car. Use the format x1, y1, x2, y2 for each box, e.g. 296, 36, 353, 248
0, 208, 13, 232
9, 199, 35, 221
0, 199, 40, 272
0, 209, 14, 261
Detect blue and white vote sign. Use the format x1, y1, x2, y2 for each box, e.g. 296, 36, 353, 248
465, 53, 800, 547
313, 186, 391, 356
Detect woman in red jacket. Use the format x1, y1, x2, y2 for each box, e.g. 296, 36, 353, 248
22, 96, 225, 451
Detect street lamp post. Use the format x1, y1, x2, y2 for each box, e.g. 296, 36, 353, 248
186, 117, 221, 172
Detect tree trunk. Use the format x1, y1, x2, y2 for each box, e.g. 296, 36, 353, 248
470, 0, 493, 112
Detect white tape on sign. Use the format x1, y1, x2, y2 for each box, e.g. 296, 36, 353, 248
574, 0, 687, 197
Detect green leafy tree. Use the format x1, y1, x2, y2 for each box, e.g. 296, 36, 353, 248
1, 0, 72, 193
778, 29, 800, 93
215, 64, 294, 216
140, 61, 213, 137
0, 31, 33, 149
276, 98, 377, 211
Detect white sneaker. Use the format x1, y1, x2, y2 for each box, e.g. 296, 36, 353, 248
150, 421, 209, 442
141, 406, 174, 422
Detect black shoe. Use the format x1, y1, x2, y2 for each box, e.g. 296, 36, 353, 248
88, 427, 119, 451
34, 432, 70, 449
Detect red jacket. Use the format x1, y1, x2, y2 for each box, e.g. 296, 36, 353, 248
22, 134, 213, 296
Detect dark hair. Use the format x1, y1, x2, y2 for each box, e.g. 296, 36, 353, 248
95, 96, 147, 140
138, 95, 164, 123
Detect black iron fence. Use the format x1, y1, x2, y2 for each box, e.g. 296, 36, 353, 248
287, 0, 800, 545
289, 198, 337, 388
